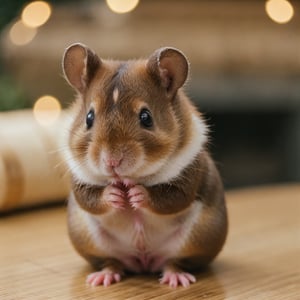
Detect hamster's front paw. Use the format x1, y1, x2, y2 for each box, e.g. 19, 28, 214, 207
127, 185, 150, 210
103, 185, 127, 210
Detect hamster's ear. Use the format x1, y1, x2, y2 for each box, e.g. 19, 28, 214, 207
147, 47, 189, 98
62, 43, 101, 93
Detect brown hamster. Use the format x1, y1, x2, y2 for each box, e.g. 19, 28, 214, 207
62, 43, 228, 288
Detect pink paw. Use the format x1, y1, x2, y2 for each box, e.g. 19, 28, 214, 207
160, 271, 196, 288
86, 270, 122, 287
103, 185, 127, 209
127, 185, 149, 209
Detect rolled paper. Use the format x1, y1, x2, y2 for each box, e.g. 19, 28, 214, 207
0, 109, 71, 212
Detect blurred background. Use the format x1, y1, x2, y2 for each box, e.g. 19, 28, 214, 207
0, 0, 299, 189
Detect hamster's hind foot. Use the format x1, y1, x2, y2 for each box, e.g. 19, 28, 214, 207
86, 268, 123, 287
160, 268, 196, 288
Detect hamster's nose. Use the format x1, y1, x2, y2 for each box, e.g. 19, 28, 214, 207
105, 158, 121, 168
102, 154, 123, 168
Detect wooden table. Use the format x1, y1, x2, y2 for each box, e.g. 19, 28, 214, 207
0, 184, 299, 299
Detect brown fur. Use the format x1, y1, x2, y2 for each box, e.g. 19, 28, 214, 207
63, 44, 228, 285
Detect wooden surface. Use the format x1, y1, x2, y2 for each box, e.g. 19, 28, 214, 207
0, 184, 299, 299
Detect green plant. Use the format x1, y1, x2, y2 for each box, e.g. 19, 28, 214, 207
0, 74, 30, 111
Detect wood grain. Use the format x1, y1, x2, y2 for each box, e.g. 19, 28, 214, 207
0, 184, 299, 299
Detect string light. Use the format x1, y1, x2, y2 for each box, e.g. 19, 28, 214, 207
9, 20, 37, 46
21, 1, 52, 28
106, 0, 139, 14
33, 95, 62, 126
265, 0, 294, 24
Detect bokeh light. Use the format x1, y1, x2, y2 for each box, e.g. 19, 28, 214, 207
106, 0, 139, 14
33, 95, 62, 126
21, 1, 52, 28
265, 0, 294, 24
9, 20, 37, 46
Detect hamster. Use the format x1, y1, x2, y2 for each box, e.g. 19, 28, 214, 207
62, 43, 228, 288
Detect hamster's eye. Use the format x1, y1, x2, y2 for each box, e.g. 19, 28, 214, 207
139, 108, 153, 128
86, 109, 95, 129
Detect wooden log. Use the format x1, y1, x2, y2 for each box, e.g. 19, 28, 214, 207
0, 109, 70, 212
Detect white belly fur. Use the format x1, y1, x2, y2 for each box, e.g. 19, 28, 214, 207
78, 200, 203, 273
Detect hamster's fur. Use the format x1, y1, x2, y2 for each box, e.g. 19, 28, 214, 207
62, 43, 228, 287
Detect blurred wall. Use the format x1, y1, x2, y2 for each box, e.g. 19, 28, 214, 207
1, 0, 300, 188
